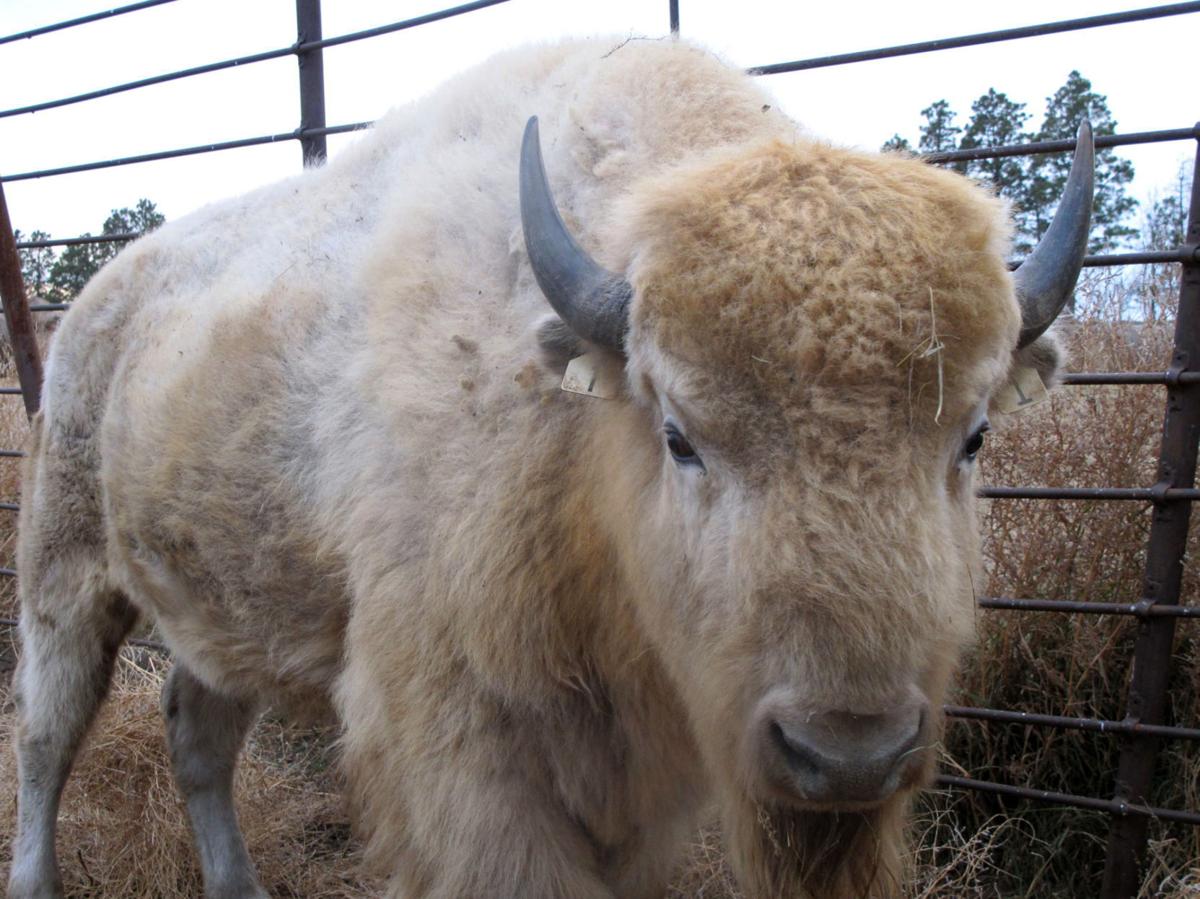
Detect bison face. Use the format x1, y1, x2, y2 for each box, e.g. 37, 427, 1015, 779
619, 341, 993, 802
521, 117, 1087, 895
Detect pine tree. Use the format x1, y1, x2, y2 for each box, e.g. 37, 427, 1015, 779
958, 89, 1036, 248
49, 199, 165, 300
48, 237, 103, 299
881, 134, 912, 153
881, 100, 964, 165
918, 100, 961, 155
13, 230, 55, 298
1028, 71, 1136, 252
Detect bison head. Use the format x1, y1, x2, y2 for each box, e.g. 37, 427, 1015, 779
521, 116, 1091, 896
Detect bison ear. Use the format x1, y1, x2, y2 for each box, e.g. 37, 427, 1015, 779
1014, 327, 1067, 389
992, 326, 1067, 419
534, 314, 585, 371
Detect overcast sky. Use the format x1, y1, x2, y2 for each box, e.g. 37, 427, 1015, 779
0, 0, 1195, 241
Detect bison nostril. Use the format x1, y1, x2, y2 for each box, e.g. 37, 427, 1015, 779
769, 719, 822, 778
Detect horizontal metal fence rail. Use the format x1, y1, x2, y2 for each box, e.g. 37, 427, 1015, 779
1062, 370, 1200, 385
6, 122, 1197, 185
0, 0, 512, 120
0, 304, 69, 313
15, 231, 140, 249
929, 126, 1200, 163
0, 0, 177, 46
944, 705, 1200, 741
936, 775, 1200, 826
746, 2, 1200, 75
979, 596, 1200, 618
980, 486, 1200, 500
1, 123, 371, 183
0, 3, 1196, 898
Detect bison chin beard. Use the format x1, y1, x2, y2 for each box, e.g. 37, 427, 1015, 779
722, 791, 909, 899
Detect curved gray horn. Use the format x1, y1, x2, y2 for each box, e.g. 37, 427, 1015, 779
520, 116, 632, 352
1014, 120, 1094, 349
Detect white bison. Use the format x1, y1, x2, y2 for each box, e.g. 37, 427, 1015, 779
8, 38, 1090, 899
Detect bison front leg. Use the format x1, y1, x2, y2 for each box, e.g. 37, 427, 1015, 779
161, 664, 267, 899
339, 676, 619, 898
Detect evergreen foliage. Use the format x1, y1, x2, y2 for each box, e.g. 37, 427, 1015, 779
884, 72, 1137, 254
15, 199, 165, 302
11, 230, 54, 297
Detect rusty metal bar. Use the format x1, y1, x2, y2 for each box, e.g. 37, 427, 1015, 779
945, 706, 1200, 741
938, 775, 1200, 826
295, 0, 327, 165
748, 3, 1200, 75
0, 0, 178, 46
0, 182, 42, 418
1100, 136, 1200, 898
980, 486, 1200, 501
980, 596, 1200, 618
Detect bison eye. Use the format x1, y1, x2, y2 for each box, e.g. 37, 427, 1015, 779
664, 421, 703, 469
963, 423, 989, 462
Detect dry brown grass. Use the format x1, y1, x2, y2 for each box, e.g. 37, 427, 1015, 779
0, 652, 378, 898
0, 283, 1197, 896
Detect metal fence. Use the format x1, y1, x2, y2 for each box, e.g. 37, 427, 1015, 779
0, 2, 1197, 896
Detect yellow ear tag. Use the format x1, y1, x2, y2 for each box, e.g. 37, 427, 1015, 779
561, 353, 619, 399
994, 365, 1049, 414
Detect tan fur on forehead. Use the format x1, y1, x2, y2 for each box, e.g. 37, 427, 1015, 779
621, 138, 1020, 425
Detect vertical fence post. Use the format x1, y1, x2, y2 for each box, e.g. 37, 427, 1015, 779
295, 0, 327, 166
669, 0, 679, 34
1100, 130, 1200, 899
0, 181, 43, 418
